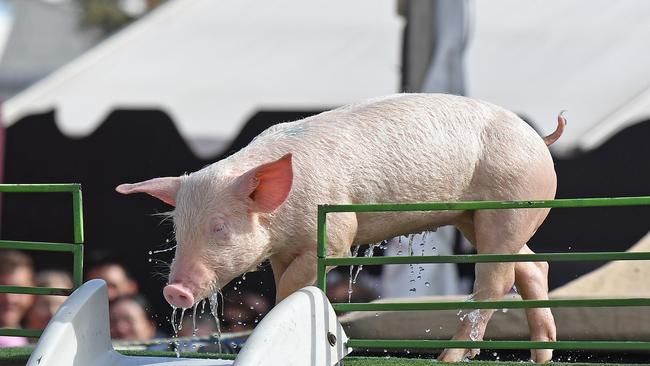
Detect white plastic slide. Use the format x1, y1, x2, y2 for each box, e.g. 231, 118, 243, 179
26, 280, 350, 366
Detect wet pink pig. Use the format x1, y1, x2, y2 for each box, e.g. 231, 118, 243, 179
116, 94, 565, 362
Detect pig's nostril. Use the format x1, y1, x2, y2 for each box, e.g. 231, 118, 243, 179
163, 284, 195, 308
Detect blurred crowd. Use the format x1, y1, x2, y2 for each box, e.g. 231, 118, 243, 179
0, 249, 273, 350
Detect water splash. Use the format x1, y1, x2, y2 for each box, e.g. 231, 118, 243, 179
209, 292, 223, 353
348, 246, 360, 302
170, 306, 180, 358
178, 308, 186, 331
467, 310, 483, 341
353, 243, 378, 284
418, 232, 428, 275
407, 234, 416, 256
456, 293, 484, 343
397, 236, 404, 255
407, 234, 416, 282
149, 246, 177, 255
191, 300, 201, 336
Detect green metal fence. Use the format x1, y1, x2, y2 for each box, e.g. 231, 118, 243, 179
0, 184, 84, 338
316, 196, 650, 352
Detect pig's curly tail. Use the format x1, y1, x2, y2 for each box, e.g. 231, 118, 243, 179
543, 110, 567, 146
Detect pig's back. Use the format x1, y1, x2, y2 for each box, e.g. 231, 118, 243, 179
238, 93, 552, 244
286, 94, 518, 202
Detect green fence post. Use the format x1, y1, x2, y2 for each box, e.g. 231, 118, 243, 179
316, 206, 328, 292
72, 186, 84, 289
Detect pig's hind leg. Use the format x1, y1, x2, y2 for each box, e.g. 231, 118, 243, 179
515, 245, 556, 362
438, 207, 549, 362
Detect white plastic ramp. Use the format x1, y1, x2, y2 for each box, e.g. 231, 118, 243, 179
234, 287, 351, 365
27, 280, 350, 366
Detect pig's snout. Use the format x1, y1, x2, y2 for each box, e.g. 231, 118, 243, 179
163, 283, 195, 308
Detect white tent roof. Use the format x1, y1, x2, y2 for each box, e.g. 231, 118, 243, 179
2, 0, 402, 156
466, 0, 650, 156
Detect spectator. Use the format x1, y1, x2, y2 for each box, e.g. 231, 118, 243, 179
0, 250, 34, 347
87, 262, 138, 301
109, 294, 163, 341
25, 270, 73, 330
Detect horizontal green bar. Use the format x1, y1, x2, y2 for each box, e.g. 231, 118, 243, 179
0, 285, 71, 296
324, 251, 650, 266
0, 328, 43, 338
321, 196, 650, 213
333, 298, 650, 312
346, 339, 650, 351
0, 183, 81, 193
0, 240, 78, 252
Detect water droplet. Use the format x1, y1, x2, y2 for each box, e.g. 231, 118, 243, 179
425, 282, 431, 287
425, 328, 431, 333
409, 288, 416, 293
148, 251, 153, 255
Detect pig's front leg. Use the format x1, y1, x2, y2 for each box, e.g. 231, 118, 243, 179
270, 213, 358, 302
271, 249, 318, 302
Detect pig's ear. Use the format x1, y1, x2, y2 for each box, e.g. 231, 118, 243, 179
235, 154, 293, 213
116, 177, 180, 206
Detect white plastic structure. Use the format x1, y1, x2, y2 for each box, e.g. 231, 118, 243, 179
27, 280, 350, 366
234, 287, 350, 365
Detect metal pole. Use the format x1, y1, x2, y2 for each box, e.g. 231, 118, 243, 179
316, 206, 328, 292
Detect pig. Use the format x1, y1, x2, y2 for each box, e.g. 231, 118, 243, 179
116, 93, 564, 362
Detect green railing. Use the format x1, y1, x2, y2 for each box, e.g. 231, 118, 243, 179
316, 196, 650, 352
0, 184, 84, 338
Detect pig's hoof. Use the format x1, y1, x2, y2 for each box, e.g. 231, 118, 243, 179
530, 348, 554, 363
437, 347, 478, 362
529, 309, 556, 363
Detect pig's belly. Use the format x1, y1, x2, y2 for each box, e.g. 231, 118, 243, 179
352, 210, 463, 245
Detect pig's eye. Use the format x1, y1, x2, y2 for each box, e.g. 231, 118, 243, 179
211, 221, 227, 236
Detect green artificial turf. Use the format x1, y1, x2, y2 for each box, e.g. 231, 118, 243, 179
1, 347, 645, 366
